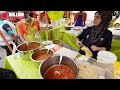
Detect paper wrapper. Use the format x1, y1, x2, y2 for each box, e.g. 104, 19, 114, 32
54, 47, 79, 59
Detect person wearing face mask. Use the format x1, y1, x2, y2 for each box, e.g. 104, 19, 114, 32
76, 11, 113, 59
17, 11, 41, 43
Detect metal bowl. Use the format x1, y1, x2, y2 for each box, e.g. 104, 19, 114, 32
30, 48, 54, 62
52, 40, 62, 46
30, 48, 54, 68
39, 55, 79, 79
17, 41, 41, 60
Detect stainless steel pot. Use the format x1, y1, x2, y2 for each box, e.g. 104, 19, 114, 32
17, 41, 41, 60
39, 55, 79, 79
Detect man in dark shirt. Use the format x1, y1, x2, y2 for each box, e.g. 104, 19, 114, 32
76, 11, 113, 59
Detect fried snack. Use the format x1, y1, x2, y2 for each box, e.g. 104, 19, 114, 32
78, 64, 98, 79
81, 46, 93, 59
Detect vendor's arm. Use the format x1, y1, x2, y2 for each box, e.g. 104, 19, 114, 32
2, 24, 18, 42
74, 13, 78, 23
91, 45, 106, 51
47, 14, 51, 24
103, 31, 113, 51
82, 12, 87, 26
76, 29, 86, 46
17, 22, 26, 43
19, 35, 26, 43
39, 13, 44, 22
10, 34, 18, 42
35, 19, 41, 33
76, 38, 82, 46
91, 31, 112, 51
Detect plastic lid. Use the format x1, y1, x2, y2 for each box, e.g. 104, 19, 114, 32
97, 51, 117, 62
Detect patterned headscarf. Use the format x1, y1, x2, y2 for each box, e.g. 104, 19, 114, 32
91, 11, 113, 44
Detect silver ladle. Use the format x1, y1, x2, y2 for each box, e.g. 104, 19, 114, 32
46, 46, 50, 55
25, 42, 31, 50
44, 47, 51, 60
54, 54, 63, 76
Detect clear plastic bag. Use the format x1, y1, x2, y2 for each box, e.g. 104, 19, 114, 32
76, 60, 106, 79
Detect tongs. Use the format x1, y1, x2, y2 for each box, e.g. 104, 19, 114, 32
87, 58, 97, 64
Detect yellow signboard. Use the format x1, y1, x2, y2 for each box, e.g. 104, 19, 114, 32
114, 61, 120, 79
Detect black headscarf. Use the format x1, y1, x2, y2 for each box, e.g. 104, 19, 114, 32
91, 11, 114, 44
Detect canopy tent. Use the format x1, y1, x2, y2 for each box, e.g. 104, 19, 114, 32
47, 11, 64, 21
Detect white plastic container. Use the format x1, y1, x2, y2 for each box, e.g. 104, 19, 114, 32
97, 51, 117, 63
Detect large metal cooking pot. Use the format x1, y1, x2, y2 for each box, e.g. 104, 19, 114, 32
39, 55, 79, 79
30, 48, 54, 68
17, 41, 41, 60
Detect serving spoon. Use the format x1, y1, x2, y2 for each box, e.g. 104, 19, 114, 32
43, 46, 51, 60
47, 47, 50, 54
25, 42, 31, 50
54, 54, 63, 76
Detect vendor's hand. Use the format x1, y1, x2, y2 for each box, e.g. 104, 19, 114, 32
17, 40, 23, 45
35, 30, 41, 36
35, 32, 40, 38
91, 45, 99, 51
38, 30, 41, 34
68, 22, 73, 26
23, 41, 27, 44
76, 38, 82, 46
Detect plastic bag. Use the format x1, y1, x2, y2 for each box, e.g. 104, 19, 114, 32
0, 68, 17, 79
76, 60, 105, 79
